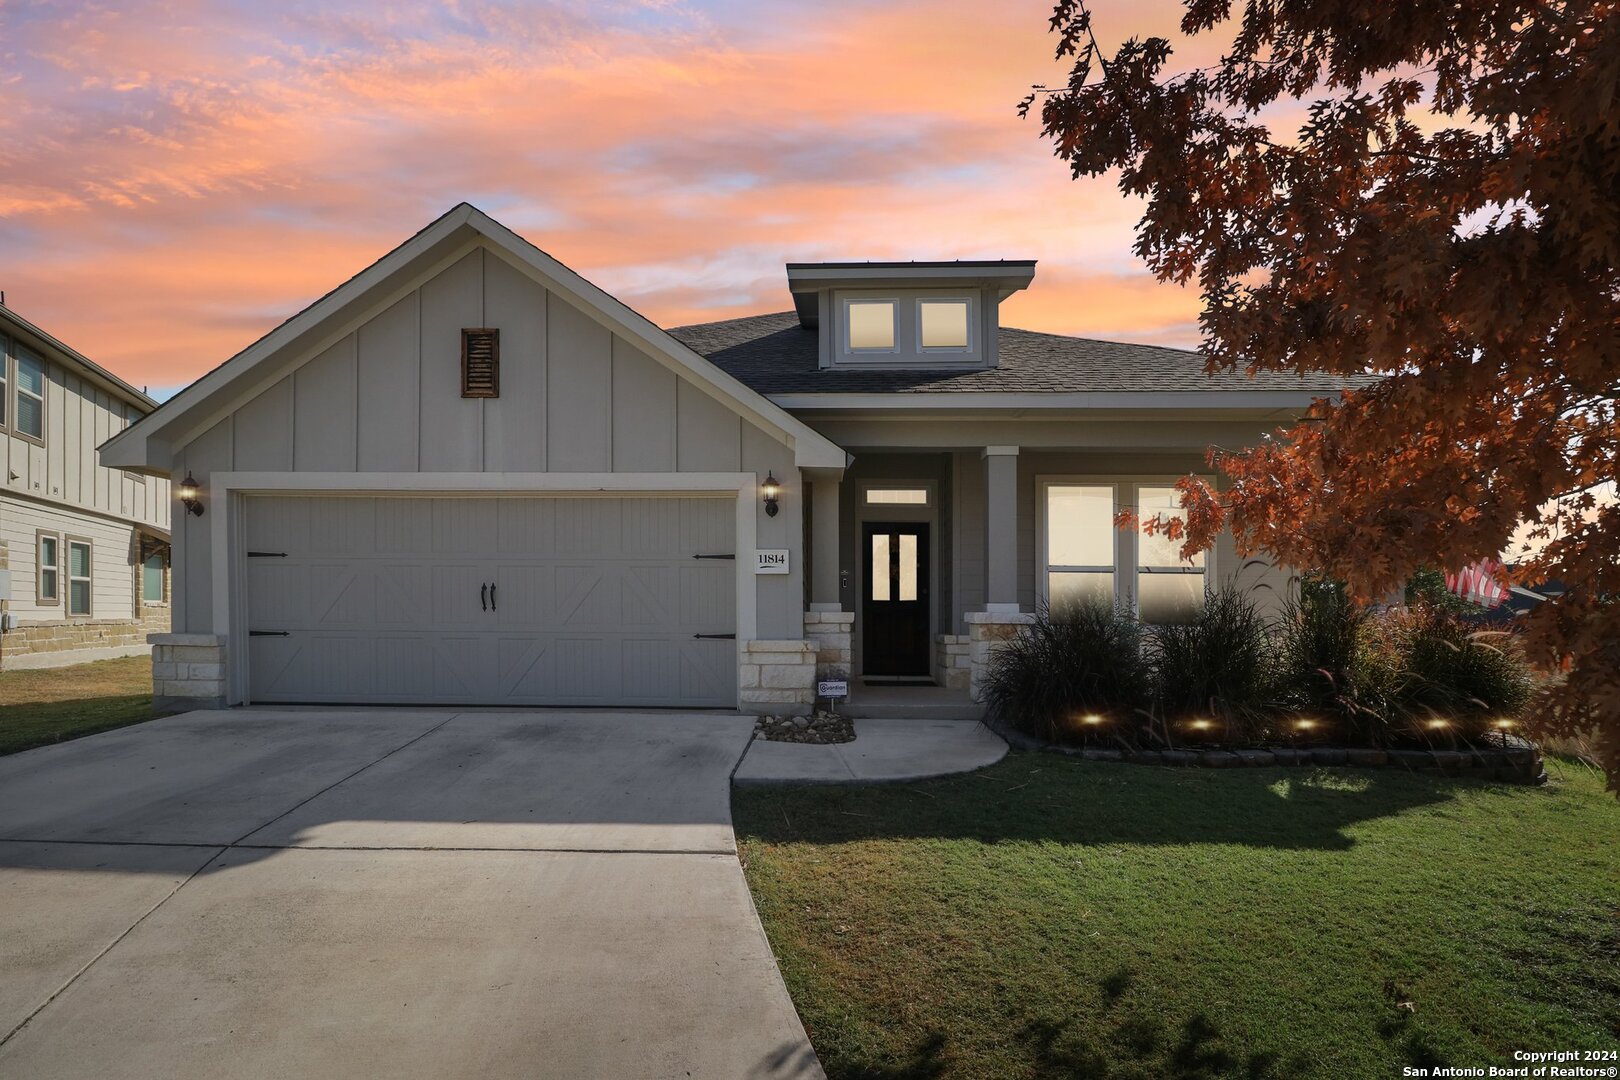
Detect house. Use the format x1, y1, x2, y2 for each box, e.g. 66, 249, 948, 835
102, 204, 1347, 715
0, 303, 171, 669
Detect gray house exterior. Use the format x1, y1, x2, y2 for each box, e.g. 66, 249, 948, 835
103, 204, 1342, 715
0, 304, 171, 669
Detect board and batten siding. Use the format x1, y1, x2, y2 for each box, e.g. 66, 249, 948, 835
3, 362, 168, 530
170, 245, 803, 639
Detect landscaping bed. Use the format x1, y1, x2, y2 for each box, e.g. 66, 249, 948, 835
755, 710, 856, 744
735, 752, 1620, 1079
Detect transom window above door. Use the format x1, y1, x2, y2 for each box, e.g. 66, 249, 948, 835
1039, 479, 1209, 622
864, 487, 930, 506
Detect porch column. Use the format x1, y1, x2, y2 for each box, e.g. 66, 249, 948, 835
983, 445, 1020, 612
804, 472, 853, 686
809, 476, 842, 611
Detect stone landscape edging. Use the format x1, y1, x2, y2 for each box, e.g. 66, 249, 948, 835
1039, 742, 1548, 784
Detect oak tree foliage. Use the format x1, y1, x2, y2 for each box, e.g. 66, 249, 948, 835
1025, 0, 1619, 785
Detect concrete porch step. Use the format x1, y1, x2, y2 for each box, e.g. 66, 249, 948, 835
841, 685, 985, 721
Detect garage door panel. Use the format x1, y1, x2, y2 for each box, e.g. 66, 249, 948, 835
246, 495, 738, 707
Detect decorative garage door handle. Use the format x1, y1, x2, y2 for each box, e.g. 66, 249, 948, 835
693, 633, 736, 640
481, 583, 488, 611
490, 584, 497, 611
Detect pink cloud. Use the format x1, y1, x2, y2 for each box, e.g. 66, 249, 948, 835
0, 0, 1237, 386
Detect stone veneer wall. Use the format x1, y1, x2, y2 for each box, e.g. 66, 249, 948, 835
934, 634, 972, 691
0, 609, 169, 670
150, 633, 228, 713
966, 611, 1036, 701
803, 611, 853, 683
738, 639, 817, 714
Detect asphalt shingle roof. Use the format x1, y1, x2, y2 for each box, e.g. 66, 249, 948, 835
667, 311, 1359, 395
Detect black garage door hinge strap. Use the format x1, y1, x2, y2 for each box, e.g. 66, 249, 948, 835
247, 551, 288, 558
692, 553, 735, 560
249, 630, 290, 637
693, 633, 736, 640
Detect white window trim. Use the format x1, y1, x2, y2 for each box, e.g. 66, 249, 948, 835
840, 297, 900, 355
915, 296, 975, 354
1036, 475, 1216, 618
66, 537, 93, 618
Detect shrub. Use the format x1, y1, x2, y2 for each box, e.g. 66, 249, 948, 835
1145, 586, 1275, 742
1399, 604, 1535, 733
980, 600, 1150, 744
1272, 576, 1400, 744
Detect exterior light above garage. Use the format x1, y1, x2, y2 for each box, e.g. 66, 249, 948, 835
179, 472, 205, 517
763, 472, 780, 517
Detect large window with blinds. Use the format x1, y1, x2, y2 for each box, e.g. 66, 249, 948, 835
1039, 478, 1211, 623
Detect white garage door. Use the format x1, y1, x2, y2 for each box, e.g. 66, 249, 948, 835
244, 496, 738, 707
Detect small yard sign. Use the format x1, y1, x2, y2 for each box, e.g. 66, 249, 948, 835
755, 549, 790, 574
818, 680, 849, 700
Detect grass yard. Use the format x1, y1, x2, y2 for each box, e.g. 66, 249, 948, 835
735, 754, 1620, 1079
0, 655, 157, 755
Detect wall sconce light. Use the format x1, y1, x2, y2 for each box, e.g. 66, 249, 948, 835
179, 471, 205, 517
763, 472, 780, 518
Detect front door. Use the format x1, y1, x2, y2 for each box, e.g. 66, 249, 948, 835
861, 522, 930, 678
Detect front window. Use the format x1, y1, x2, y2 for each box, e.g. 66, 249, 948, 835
1044, 484, 1117, 612
38, 534, 59, 603
67, 539, 92, 616
918, 299, 970, 349
15, 346, 45, 440
1135, 486, 1205, 623
142, 551, 166, 603
1041, 480, 1210, 622
845, 300, 897, 352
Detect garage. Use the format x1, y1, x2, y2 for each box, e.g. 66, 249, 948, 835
243, 495, 739, 707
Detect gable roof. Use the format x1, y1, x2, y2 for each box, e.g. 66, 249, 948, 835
668, 311, 1365, 396
1, 303, 157, 412
102, 205, 847, 473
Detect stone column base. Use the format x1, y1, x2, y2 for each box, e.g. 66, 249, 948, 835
150, 633, 228, 713
802, 610, 853, 683
738, 639, 817, 714
965, 611, 1036, 702
934, 634, 972, 691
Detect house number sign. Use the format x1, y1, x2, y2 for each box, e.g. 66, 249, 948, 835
755, 549, 790, 574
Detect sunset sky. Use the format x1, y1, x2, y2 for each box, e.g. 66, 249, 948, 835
0, 0, 1219, 397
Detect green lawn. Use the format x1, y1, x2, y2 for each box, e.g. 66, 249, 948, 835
0, 655, 157, 755
735, 754, 1620, 1079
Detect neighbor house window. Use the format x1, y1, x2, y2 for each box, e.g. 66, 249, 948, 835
66, 539, 92, 616
1043, 484, 1117, 612
865, 487, 929, 506
845, 300, 897, 352
918, 299, 970, 350
1135, 485, 1205, 623
37, 533, 60, 605
0, 335, 8, 429
14, 345, 45, 441
142, 550, 166, 603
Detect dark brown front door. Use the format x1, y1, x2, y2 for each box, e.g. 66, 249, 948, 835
862, 522, 930, 678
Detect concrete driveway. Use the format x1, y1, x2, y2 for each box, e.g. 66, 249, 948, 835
0, 709, 822, 1080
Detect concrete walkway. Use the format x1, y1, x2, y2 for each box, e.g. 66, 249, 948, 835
733, 718, 1008, 784
0, 709, 822, 1080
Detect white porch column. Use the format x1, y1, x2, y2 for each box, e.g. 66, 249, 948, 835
982, 445, 1020, 612
804, 471, 852, 686
809, 476, 842, 611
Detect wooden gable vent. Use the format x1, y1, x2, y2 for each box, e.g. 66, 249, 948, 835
461, 328, 500, 398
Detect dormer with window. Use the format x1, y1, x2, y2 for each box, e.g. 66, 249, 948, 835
787, 260, 1035, 371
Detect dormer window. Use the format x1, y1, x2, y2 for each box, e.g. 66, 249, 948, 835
918, 299, 970, 350
844, 300, 897, 352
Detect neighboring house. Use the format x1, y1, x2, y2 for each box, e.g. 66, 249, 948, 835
103, 204, 1346, 714
0, 303, 171, 670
